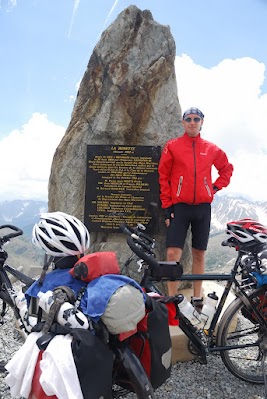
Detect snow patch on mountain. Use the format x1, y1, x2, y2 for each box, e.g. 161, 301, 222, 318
0, 200, 48, 233
255, 206, 267, 226
210, 195, 267, 235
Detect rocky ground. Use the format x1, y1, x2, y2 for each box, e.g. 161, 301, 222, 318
0, 304, 266, 399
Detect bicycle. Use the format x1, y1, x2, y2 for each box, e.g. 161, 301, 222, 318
0, 225, 35, 338
0, 224, 156, 399
120, 222, 267, 397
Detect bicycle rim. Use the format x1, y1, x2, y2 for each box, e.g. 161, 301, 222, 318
217, 286, 267, 384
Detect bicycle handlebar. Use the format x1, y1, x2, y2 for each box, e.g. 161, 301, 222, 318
126, 235, 160, 271
121, 224, 185, 280
120, 223, 155, 245
120, 224, 160, 271
0, 224, 23, 243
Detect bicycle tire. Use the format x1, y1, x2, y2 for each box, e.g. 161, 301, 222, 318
217, 286, 267, 384
112, 345, 156, 399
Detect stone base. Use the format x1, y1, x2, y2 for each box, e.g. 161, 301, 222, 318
170, 281, 236, 364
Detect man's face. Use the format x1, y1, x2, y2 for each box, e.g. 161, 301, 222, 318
182, 114, 204, 137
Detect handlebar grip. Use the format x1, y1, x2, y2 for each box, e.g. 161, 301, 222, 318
130, 234, 154, 253
120, 223, 135, 235
137, 230, 155, 244
0, 224, 23, 240
126, 236, 159, 271
120, 223, 155, 245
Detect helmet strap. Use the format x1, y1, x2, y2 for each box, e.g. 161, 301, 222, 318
38, 254, 54, 286
52, 255, 83, 270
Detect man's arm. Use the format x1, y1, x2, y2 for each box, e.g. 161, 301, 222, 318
213, 148, 234, 190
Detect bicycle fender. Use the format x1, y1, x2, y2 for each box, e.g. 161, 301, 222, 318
115, 344, 155, 398
216, 295, 242, 345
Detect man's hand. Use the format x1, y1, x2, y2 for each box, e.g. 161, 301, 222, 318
213, 185, 219, 194
164, 206, 174, 227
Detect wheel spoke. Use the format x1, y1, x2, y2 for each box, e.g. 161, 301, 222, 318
217, 287, 267, 384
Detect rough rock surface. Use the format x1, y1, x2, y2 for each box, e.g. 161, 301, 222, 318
48, 5, 192, 274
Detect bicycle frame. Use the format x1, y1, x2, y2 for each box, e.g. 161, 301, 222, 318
0, 261, 35, 306
137, 248, 267, 358
121, 222, 267, 392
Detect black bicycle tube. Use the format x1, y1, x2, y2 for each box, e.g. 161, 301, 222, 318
4, 265, 35, 287
207, 279, 234, 337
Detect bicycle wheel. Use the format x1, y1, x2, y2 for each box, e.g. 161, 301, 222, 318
217, 286, 267, 383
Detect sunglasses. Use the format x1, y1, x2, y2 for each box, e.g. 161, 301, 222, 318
184, 117, 201, 123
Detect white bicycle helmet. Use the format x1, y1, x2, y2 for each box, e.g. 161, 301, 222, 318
226, 218, 267, 246
32, 211, 90, 257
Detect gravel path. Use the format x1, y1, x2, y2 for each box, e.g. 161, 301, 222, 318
0, 305, 266, 399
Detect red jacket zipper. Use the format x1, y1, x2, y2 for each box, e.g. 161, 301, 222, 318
193, 141, 196, 204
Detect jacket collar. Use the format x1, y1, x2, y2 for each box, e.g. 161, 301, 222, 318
183, 132, 201, 141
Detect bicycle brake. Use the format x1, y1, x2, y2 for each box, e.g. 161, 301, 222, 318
137, 259, 143, 272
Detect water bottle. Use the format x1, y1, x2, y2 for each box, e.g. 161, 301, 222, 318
178, 295, 202, 328
15, 289, 38, 332
38, 291, 89, 329
200, 292, 219, 330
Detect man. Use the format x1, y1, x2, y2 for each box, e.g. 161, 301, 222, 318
158, 107, 233, 308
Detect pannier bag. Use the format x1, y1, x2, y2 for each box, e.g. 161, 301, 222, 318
241, 272, 267, 323
101, 284, 146, 334
129, 296, 172, 389
69, 252, 120, 282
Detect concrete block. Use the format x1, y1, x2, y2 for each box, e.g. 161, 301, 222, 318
170, 281, 236, 364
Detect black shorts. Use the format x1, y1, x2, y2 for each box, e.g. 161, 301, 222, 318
166, 203, 211, 250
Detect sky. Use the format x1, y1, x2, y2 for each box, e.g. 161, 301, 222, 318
1, 0, 267, 203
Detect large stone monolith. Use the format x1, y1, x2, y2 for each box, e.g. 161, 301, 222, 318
48, 5, 191, 275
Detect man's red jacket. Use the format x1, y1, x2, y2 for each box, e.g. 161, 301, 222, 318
158, 133, 233, 209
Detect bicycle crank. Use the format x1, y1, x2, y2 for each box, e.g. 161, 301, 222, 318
187, 340, 207, 364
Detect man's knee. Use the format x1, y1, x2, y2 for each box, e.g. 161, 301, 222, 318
167, 247, 182, 261
192, 248, 205, 263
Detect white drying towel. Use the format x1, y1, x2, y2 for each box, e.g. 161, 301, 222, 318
40, 334, 83, 399
5, 331, 42, 398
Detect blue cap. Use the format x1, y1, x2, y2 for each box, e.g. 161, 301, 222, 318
183, 107, 204, 119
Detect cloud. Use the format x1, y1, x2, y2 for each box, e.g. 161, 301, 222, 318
175, 55, 267, 201
0, 113, 65, 201
1, 56, 267, 203
97, 0, 120, 39
68, 0, 80, 39
0, 0, 17, 12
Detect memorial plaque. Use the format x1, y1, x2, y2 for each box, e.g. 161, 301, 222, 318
84, 145, 161, 233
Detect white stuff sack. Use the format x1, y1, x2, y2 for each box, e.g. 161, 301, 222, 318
101, 284, 145, 334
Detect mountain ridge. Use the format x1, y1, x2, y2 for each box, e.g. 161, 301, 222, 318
1, 195, 267, 235
1, 197, 267, 274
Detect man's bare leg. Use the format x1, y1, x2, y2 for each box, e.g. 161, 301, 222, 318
166, 247, 183, 295
191, 248, 205, 298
